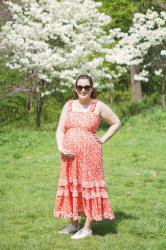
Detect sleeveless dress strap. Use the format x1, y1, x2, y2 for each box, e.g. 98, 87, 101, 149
67, 99, 73, 112
89, 99, 98, 112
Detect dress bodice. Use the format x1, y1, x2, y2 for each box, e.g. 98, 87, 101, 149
64, 99, 101, 134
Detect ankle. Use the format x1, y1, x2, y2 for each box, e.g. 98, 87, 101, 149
83, 227, 92, 232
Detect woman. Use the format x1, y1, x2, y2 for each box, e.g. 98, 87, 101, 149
54, 74, 121, 239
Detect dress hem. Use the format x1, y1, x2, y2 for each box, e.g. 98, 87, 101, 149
53, 211, 115, 221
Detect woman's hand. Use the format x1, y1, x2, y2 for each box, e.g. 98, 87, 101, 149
94, 134, 104, 144
58, 148, 75, 158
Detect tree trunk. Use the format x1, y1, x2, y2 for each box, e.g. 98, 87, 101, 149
160, 81, 165, 108
27, 90, 33, 115
109, 93, 113, 105
130, 65, 142, 102
36, 88, 43, 128
108, 86, 113, 104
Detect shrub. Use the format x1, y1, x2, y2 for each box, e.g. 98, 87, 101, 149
114, 94, 159, 123
0, 94, 28, 125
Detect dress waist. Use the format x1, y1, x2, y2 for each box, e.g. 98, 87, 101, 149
65, 127, 96, 135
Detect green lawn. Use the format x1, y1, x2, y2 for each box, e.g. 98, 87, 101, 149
0, 107, 166, 250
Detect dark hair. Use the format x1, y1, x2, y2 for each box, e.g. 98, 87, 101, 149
74, 74, 97, 98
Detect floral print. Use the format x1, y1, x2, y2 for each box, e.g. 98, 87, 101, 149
53, 99, 115, 221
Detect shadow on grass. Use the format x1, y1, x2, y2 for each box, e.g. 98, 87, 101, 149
80, 211, 138, 236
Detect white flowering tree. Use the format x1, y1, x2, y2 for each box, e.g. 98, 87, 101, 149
106, 9, 166, 103
149, 47, 166, 107
0, 0, 117, 127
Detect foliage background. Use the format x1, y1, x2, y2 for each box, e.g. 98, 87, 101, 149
0, 0, 165, 127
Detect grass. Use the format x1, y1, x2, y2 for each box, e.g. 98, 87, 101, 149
0, 106, 166, 250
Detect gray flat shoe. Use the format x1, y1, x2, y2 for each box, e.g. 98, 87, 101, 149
58, 224, 81, 234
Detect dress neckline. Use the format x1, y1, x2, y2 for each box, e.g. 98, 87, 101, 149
71, 111, 101, 119
71, 99, 94, 112
70, 99, 101, 120
71, 99, 94, 113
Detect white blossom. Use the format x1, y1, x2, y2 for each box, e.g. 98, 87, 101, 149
154, 69, 162, 76
1, 0, 120, 90
41, 89, 55, 97
160, 50, 166, 56
134, 70, 149, 82
106, 9, 166, 82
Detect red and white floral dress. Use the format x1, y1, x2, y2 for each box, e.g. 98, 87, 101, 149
53, 99, 115, 221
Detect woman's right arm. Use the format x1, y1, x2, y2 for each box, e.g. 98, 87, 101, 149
56, 102, 75, 158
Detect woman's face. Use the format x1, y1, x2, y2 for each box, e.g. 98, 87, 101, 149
75, 79, 93, 100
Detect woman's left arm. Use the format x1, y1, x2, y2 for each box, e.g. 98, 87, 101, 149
99, 101, 121, 144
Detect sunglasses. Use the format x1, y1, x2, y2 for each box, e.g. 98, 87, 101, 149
76, 85, 91, 92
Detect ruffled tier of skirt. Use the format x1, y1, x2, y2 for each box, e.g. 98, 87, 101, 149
53, 179, 115, 221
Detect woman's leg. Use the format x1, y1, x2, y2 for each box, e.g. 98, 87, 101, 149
71, 219, 79, 227
83, 217, 93, 231
71, 217, 93, 231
